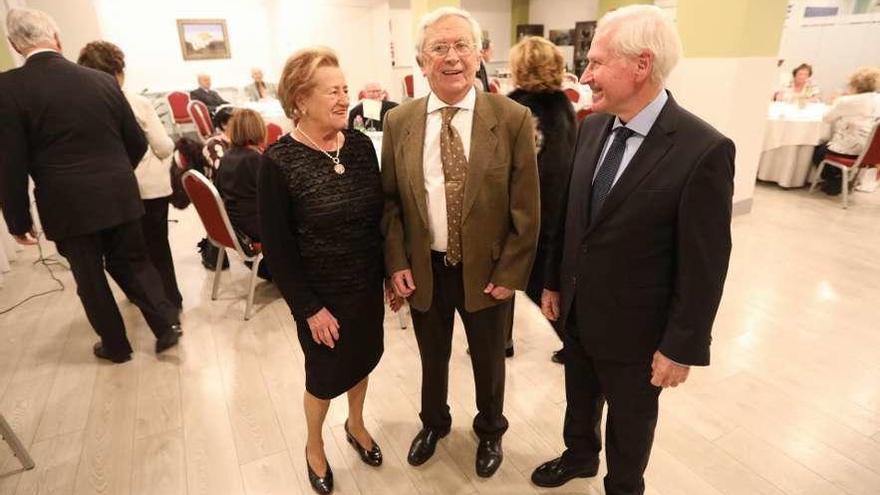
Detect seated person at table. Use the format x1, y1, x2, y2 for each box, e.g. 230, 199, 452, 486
190, 73, 229, 113
813, 66, 880, 195
244, 68, 277, 101
203, 106, 235, 177
215, 109, 270, 278
774, 63, 821, 103
347, 82, 398, 131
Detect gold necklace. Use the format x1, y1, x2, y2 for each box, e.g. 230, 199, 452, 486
296, 125, 345, 174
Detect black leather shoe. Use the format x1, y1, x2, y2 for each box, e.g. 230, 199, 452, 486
531, 456, 598, 488
551, 348, 565, 364
306, 448, 333, 494
476, 438, 503, 477
407, 428, 446, 466
92, 342, 131, 364
345, 420, 382, 467
155, 325, 182, 354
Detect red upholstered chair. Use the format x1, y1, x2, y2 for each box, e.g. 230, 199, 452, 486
187, 100, 215, 142
809, 122, 880, 208
357, 90, 367, 101
488, 78, 501, 93
563, 72, 579, 84
564, 87, 581, 104
166, 91, 193, 135
576, 106, 594, 123
402, 74, 414, 99
265, 122, 283, 147
181, 170, 264, 320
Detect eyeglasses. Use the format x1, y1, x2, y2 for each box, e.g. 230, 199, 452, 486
425, 41, 476, 58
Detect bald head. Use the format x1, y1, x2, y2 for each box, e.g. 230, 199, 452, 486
251, 68, 263, 82
197, 74, 211, 89
362, 82, 383, 100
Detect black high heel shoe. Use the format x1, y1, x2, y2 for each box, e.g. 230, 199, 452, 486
306, 447, 333, 494
344, 420, 383, 467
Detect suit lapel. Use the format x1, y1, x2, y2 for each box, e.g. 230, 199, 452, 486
572, 115, 614, 234
462, 92, 498, 221
585, 95, 679, 237
403, 98, 430, 226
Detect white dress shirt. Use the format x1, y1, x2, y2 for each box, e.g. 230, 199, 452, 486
423, 87, 476, 252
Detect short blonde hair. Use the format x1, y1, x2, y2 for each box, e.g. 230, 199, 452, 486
848, 66, 880, 94
596, 5, 681, 83
227, 109, 266, 147
510, 36, 565, 92
277, 47, 339, 119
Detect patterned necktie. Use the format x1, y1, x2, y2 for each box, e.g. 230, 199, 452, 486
440, 106, 468, 265
590, 126, 635, 224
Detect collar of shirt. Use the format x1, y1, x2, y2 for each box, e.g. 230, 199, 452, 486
25, 48, 58, 60
427, 86, 476, 115
611, 88, 668, 137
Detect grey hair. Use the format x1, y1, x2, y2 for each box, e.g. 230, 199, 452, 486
414, 7, 482, 56
5, 8, 60, 51
595, 4, 682, 83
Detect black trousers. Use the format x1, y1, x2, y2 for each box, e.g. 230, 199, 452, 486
504, 261, 563, 347
410, 251, 511, 441
55, 219, 179, 355
561, 320, 661, 495
141, 197, 183, 309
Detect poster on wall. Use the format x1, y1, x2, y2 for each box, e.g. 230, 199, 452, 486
572, 21, 596, 76
548, 29, 574, 46
516, 24, 544, 41
177, 19, 231, 60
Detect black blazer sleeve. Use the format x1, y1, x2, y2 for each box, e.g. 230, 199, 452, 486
659, 138, 735, 366
257, 156, 323, 320
545, 117, 585, 292
0, 80, 33, 236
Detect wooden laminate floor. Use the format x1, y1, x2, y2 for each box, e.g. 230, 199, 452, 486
1, 183, 879, 495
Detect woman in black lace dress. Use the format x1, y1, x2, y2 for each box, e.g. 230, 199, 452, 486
258, 47, 397, 495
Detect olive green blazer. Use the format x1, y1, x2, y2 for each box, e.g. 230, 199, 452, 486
381, 91, 540, 312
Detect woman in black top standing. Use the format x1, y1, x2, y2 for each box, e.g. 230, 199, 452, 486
258, 47, 399, 495
507, 36, 577, 363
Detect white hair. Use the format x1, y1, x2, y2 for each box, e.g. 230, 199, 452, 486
596, 5, 682, 83
5, 8, 60, 51
414, 7, 482, 56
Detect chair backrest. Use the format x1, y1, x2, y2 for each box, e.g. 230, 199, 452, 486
488, 78, 501, 94
563, 72, 579, 84
855, 121, 880, 168
265, 122, 283, 147
576, 106, 594, 123
166, 91, 192, 123
564, 87, 580, 104
403, 74, 414, 98
181, 170, 247, 255
357, 90, 367, 101
187, 100, 215, 141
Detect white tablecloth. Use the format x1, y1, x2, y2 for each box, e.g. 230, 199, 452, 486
757, 102, 831, 188
240, 99, 293, 134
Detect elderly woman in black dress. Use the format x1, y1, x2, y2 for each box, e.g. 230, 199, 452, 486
258, 47, 398, 495
507, 36, 577, 363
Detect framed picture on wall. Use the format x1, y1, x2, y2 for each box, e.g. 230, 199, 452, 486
176, 19, 231, 60
516, 24, 544, 41
548, 29, 573, 46
572, 21, 596, 76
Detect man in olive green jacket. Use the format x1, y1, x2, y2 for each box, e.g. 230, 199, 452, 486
381, 6, 539, 479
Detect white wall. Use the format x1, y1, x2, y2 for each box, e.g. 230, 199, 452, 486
529, 0, 599, 73
777, 10, 880, 94
93, 0, 273, 94
462, 0, 511, 61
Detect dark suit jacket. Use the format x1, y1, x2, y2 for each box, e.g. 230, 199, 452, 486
0, 51, 147, 241
507, 89, 577, 301
347, 100, 398, 131
189, 87, 228, 113
382, 91, 540, 313
551, 92, 734, 365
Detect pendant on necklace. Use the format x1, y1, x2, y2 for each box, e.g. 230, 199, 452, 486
334, 163, 346, 175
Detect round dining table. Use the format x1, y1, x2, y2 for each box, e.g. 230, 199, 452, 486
757, 102, 831, 188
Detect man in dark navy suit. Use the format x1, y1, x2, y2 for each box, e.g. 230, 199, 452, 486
0, 8, 182, 363
531, 5, 735, 495
190, 73, 228, 113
